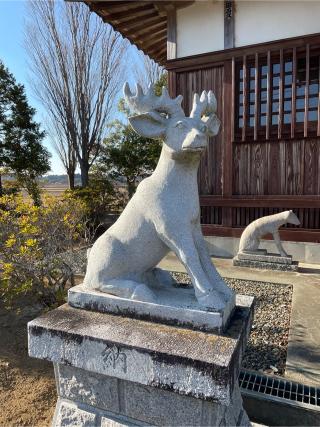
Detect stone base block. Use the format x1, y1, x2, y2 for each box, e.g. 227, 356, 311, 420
233, 256, 299, 271
28, 295, 254, 426
53, 364, 250, 427
68, 284, 235, 333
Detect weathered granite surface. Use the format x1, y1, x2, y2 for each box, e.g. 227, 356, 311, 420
68, 283, 235, 333
53, 365, 250, 426
233, 256, 299, 272
83, 83, 235, 313
28, 294, 253, 405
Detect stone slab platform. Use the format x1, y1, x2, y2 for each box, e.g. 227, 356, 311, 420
68, 284, 235, 333
233, 257, 299, 272
238, 252, 293, 265
28, 294, 253, 404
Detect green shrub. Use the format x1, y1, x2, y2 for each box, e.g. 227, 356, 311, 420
64, 169, 126, 231
0, 194, 88, 306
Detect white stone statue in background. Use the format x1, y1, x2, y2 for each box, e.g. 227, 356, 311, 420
83, 83, 234, 311
238, 210, 301, 256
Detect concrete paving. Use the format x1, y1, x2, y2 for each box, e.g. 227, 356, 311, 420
158, 253, 320, 386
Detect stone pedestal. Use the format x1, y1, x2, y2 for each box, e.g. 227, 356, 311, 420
28, 294, 253, 426
68, 284, 235, 333
233, 249, 299, 271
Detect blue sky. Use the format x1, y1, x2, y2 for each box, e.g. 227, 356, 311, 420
0, 0, 66, 173
0, 0, 139, 175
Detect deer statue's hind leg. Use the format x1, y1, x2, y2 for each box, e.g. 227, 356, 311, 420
143, 268, 177, 290
99, 278, 156, 302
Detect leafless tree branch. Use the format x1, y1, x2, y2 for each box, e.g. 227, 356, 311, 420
25, 0, 127, 188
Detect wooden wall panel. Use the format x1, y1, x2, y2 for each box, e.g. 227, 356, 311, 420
233, 138, 320, 198
176, 66, 224, 197
168, 41, 320, 239
304, 139, 319, 195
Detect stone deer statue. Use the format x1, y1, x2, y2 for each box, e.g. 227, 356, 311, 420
238, 210, 301, 256
84, 83, 234, 310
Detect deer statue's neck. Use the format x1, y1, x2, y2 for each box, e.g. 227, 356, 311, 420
153, 144, 201, 185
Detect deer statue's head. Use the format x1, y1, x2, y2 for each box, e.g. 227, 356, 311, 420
124, 83, 220, 158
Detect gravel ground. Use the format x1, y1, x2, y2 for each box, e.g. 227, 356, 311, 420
172, 272, 293, 376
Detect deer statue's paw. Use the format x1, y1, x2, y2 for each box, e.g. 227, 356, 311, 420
131, 284, 156, 303
215, 281, 235, 302
146, 268, 177, 289
196, 289, 226, 311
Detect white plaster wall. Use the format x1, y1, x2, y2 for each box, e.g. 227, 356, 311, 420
235, 1, 320, 47
176, 1, 224, 58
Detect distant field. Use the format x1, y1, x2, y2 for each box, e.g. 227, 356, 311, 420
40, 184, 69, 197
19, 182, 128, 200
20, 184, 68, 199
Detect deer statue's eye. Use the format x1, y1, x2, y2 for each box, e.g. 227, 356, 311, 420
200, 124, 207, 133
175, 121, 184, 128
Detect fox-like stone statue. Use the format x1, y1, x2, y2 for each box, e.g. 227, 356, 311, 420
83, 83, 234, 311
238, 210, 301, 256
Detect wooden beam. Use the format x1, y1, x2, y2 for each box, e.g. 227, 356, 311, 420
291, 47, 297, 138
242, 55, 247, 142
90, 1, 147, 12
105, 5, 155, 22
222, 60, 233, 227
200, 195, 320, 208
115, 14, 164, 32
154, 1, 194, 16
141, 35, 167, 51
224, 0, 234, 49
317, 53, 320, 136
231, 56, 235, 142
278, 48, 284, 139
304, 43, 310, 138
132, 28, 166, 45
148, 44, 166, 58
254, 52, 259, 141
132, 21, 166, 38
167, 5, 176, 60
266, 50, 271, 140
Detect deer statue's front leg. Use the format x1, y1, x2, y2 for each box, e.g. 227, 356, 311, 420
273, 230, 288, 257
157, 224, 226, 310
193, 223, 234, 300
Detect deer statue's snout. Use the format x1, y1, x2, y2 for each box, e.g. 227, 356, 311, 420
182, 127, 207, 152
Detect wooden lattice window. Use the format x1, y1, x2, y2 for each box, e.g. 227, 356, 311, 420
235, 45, 320, 141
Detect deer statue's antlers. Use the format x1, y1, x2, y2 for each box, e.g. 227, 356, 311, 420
123, 82, 185, 119
190, 90, 217, 119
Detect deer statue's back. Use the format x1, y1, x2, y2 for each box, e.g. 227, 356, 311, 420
84, 83, 234, 311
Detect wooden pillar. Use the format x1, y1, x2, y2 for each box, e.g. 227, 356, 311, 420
167, 5, 177, 60
222, 59, 234, 227
224, 0, 235, 49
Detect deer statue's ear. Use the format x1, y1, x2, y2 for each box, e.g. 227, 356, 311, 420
129, 112, 166, 139
202, 114, 221, 137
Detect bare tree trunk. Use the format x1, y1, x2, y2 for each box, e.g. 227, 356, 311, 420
26, 1, 126, 188
0, 173, 3, 197
67, 169, 75, 190
80, 163, 89, 188
127, 178, 136, 199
